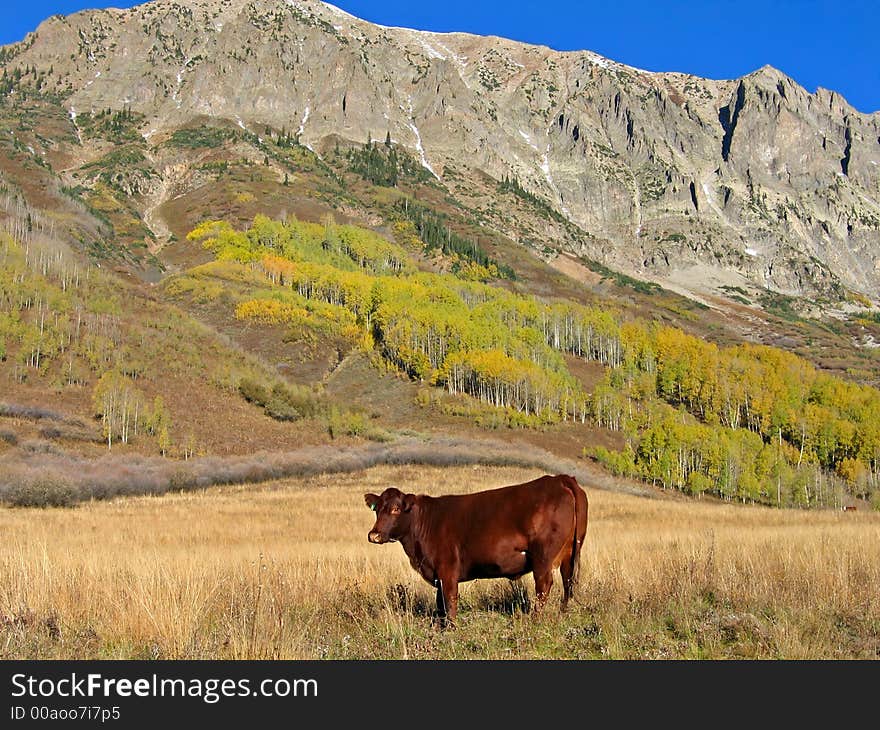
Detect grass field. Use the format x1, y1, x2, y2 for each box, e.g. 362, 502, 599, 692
1, 465, 878, 659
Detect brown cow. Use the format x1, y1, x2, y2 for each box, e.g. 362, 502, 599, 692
364, 473, 588, 623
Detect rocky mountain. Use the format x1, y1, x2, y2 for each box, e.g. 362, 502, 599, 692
3, 0, 880, 302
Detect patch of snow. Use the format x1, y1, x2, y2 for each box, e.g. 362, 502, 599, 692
701, 181, 730, 223
405, 97, 437, 178
417, 37, 446, 60
700, 181, 737, 237
297, 105, 310, 141
26, 145, 35, 155
519, 129, 539, 152
143, 128, 157, 140
359, 10, 463, 37
699, 177, 745, 236
69, 107, 82, 144
297, 111, 315, 153
620, 62, 655, 75
745, 247, 758, 257
539, 143, 552, 178
425, 38, 471, 89
371, 20, 418, 31
333, 24, 343, 32
585, 50, 652, 75
320, 2, 358, 21
539, 141, 570, 216
233, 116, 263, 145
214, 21, 223, 32
172, 58, 193, 109
433, 39, 464, 63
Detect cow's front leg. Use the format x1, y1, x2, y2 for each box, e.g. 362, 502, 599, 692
434, 573, 460, 628
532, 569, 553, 613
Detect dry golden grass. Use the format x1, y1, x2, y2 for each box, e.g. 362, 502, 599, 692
0, 464, 878, 659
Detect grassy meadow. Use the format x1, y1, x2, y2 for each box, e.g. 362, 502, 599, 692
0, 464, 878, 659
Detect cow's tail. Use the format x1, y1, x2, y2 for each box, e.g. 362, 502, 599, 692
561, 475, 587, 588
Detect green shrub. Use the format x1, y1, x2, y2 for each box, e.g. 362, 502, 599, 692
239, 378, 323, 422
327, 407, 392, 442
264, 395, 302, 422
328, 407, 366, 438
270, 382, 321, 419
588, 445, 636, 477
238, 378, 269, 407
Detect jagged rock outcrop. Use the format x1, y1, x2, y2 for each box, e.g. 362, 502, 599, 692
4, 0, 880, 299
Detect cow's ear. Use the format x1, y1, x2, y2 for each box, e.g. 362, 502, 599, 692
364, 493, 380, 512
402, 494, 416, 512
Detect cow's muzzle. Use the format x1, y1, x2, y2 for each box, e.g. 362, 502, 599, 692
368, 531, 385, 544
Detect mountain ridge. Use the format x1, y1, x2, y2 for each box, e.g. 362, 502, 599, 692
2, 0, 880, 302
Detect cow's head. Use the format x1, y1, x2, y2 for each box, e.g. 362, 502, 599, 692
364, 487, 416, 544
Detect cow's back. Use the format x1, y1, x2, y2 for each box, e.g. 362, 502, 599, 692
436, 474, 574, 530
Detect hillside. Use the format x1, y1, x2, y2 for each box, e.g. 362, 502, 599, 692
1, 0, 880, 512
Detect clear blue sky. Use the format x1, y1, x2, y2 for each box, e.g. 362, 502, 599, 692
3, 0, 877, 113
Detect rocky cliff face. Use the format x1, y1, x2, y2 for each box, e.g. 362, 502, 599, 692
5, 0, 880, 300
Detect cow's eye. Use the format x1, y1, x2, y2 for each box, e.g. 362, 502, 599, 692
390, 506, 401, 515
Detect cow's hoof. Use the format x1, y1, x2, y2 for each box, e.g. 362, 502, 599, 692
434, 616, 457, 630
